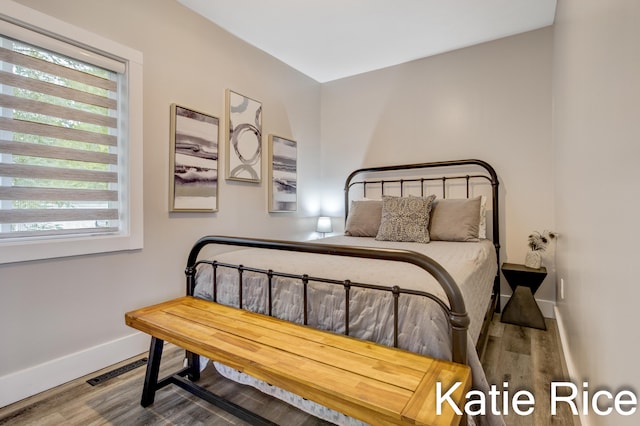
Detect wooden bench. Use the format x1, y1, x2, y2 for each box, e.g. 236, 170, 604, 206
125, 296, 472, 426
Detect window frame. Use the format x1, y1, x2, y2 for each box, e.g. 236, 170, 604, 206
0, 1, 143, 264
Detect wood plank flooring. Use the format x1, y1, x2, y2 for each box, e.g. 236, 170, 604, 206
0, 316, 577, 426
0, 343, 330, 426
481, 315, 578, 426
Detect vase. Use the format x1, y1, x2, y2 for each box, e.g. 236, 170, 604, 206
524, 250, 542, 269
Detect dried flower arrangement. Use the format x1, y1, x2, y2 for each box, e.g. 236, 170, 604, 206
527, 230, 557, 251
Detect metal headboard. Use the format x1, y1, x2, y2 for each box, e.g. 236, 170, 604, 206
344, 159, 501, 305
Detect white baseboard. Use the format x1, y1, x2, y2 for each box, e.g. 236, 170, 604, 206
500, 294, 556, 318
0, 332, 149, 408
554, 306, 588, 426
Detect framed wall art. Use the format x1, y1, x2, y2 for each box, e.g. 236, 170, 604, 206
268, 134, 297, 212
225, 89, 262, 183
169, 104, 219, 212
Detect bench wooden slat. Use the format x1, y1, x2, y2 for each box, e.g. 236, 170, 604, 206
178, 295, 441, 371
164, 301, 427, 390
126, 296, 471, 426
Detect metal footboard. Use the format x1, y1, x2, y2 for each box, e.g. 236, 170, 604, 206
184, 235, 470, 365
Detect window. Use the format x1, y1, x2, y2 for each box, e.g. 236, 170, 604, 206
0, 2, 143, 263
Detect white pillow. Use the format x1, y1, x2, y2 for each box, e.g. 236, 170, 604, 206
479, 195, 487, 239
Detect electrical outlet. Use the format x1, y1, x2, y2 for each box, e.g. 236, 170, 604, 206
560, 278, 565, 300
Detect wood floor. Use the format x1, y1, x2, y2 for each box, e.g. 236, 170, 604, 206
481, 315, 577, 426
0, 316, 577, 426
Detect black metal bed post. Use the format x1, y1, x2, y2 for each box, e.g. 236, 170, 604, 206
185, 235, 470, 365
267, 269, 274, 316
343, 280, 351, 336
392, 286, 400, 348
490, 173, 501, 311
302, 274, 309, 325
183, 264, 200, 380
185, 265, 196, 296
238, 266, 244, 309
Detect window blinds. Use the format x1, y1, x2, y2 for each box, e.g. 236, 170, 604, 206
0, 33, 122, 239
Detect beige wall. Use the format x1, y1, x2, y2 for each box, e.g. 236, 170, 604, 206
0, 0, 321, 405
320, 28, 555, 301
553, 1, 640, 424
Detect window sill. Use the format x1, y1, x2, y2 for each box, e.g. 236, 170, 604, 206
0, 231, 143, 264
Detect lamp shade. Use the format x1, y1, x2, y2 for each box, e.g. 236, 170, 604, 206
316, 216, 333, 234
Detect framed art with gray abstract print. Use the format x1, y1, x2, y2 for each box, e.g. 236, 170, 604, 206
268, 134, 297, 212
225, 90, 262, 183
169, 104, 219, 212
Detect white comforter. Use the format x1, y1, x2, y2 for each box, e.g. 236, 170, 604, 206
193, 236, 503, 426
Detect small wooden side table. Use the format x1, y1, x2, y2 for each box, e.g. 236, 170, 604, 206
500, 263, 547, 330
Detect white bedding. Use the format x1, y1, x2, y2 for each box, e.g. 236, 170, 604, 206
193, 236, 503, 426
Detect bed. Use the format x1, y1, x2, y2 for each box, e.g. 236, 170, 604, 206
187, 159, 503, 426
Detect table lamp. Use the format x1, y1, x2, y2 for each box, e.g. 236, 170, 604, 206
316, 216, 332, 238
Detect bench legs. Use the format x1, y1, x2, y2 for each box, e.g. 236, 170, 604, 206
186, 350, 200, 381
141, 337, 203, 407
141, 337, 164, 407
138, 338, 277, 425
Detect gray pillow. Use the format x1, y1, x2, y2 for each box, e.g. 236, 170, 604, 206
429, 196, 482, 242
375, 195, 436, 243
344, 200, 383, 237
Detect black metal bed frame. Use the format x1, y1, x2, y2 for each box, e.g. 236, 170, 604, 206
144, 159, 500, 425
185, 159, 499, 361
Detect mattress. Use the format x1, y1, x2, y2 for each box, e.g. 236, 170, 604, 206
193, 236, 501, 426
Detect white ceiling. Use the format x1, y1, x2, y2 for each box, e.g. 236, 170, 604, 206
177, 0, 557, 83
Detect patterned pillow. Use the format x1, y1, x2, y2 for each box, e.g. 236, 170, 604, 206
375, 195, 436, 243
